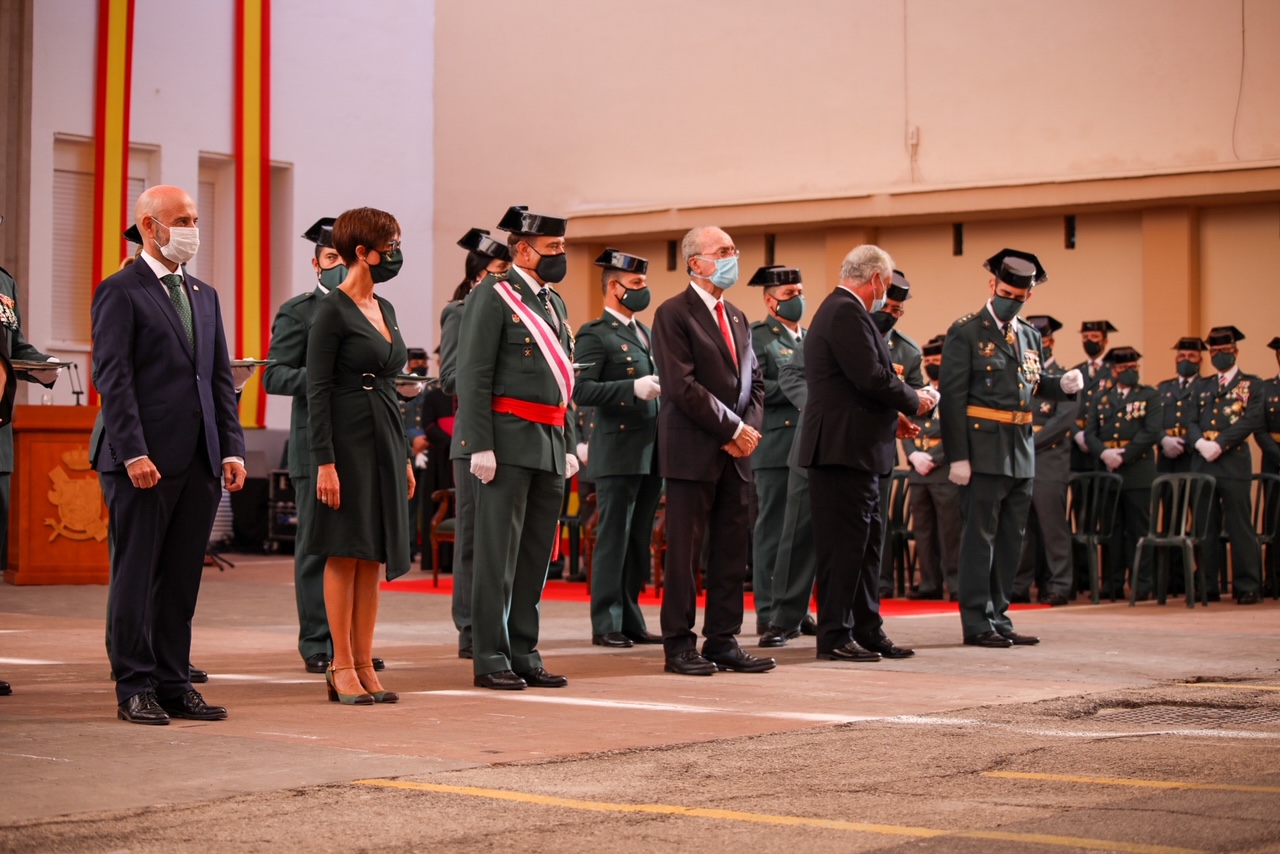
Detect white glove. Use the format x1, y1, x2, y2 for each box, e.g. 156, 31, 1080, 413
1100, 448, 1125, 471
1060, 368, 1084, 395
1074, 430, 1089, 451
414, 451, 429, 468
27, 357, 62, 386
908, 451, 935, 476
470, 449, 497, 484
633, 375, 662, 401
1159, 435, 1185, 458
575, 442, 590, 465
1195, 438, 1223, 462
565, 453, 580, 480
395, 380, 425, 399
948, 459, 972, 486
917, 386, 940, 407
230, 365, 256, 391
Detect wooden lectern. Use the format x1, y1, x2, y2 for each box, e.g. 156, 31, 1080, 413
4, 405, 109, 584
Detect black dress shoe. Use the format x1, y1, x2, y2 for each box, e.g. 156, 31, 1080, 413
799, 614, 818, 635
1039, 593, 1070, 607
1008, 592, 1032, 604
664, 650, 717, 676
593, 632, 634, 648
458, 648, 474, 660
1236, 592, 1261, 605
189, 668, 208, 683
159, 690, 228, 720
858, 637, 915, 658
964, 631, 1013, 648
118, 690, 170, 725
758, 625, 790, 648
1206, 591, 1222, 602
371, 658, 385, 671
474, 670, 526, 690
623, 630, 663, 645
906, 589, 943, 601
516, 667, 568, 688
817, 642, 881, 662
0, 680, 10, 696
304, 653, 332, 674
999, 631, 1040, 645
706, 647, 776, 673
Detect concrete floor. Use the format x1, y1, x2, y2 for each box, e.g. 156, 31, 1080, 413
1, 555, 1278, 853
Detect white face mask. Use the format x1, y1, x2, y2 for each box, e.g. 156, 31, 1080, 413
156, 220, 200, 265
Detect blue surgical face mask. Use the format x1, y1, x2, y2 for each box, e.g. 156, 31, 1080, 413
869, 274, 888, 313
698, 255, 739, 289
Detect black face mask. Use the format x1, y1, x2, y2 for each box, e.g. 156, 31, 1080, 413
924, 363, 941, 381
528, 246, 567, 284
872, 311, 898, 335
1083, 339, 1104, 358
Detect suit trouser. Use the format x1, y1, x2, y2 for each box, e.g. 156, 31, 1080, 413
877, 475, 895, 595
1103, 488, 1153, 598
911, 479, 962, 595
809, 465, 884, 653
291, 477, 331, 660
451, 457, 476, 653
590, 473, 661, 636
768, 468, 815, 632
1201, 477, 1261, 597
958, 473, 1032, 638
750, 466, 789, 626
101, 465, 221, 704
1266, 460, 1279, 595
661, 463, 750, 657
471, 462, 563, 676
0, 473, 9, 571
1014, 478, 1072, 598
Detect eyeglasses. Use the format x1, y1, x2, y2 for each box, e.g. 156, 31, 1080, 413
381, 239, 401, 253
695, 248, 739, 261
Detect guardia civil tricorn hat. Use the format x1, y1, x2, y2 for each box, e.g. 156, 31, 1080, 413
123, 224, 142, 244
983, 248, 1047, 288
886, 269, 912, 301
1172, 337, 1207, 352
1104, 346, 1142, 363
1080, 320, 1118, 334
302, 217, 338, 247
1206, 326, 1245, 346
496, 205, 566, 237
457, 228, 512, 262
594, 248, 649, 275
747, 265, 802, 287
1025, 315, 1063, 335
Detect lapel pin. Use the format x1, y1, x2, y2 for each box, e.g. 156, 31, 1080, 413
192, 285, 200, 291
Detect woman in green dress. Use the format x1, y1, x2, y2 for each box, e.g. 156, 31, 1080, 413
304, 207, 414, 705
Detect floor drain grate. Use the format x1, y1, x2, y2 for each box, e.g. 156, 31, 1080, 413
1092, 705, 1280, 727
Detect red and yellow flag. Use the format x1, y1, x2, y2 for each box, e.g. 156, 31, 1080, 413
235, 0, 271, 427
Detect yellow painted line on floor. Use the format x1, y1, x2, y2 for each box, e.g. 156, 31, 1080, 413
353, 778, 1202, 854
985, 771, 1280, 794
1176, 683, 1280, 692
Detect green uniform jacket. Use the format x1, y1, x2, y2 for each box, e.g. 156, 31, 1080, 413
1189, 370, 1264, 481
886, 328, 925, 390
900, 402, 949, 484
1253, 376, 1280, 471
939, 306, 1073, 478
1029, 364, 1077, 484
0, 267, 53, 472
439, 297, 469, 461
262, 286, 327, 480
1155, 375, 1201, 468
572, 311, 657, 478
1084, 384, 1162, 491
1070, 358, 1114, 469
454, 271, 576, 474
750, 317, 802, 471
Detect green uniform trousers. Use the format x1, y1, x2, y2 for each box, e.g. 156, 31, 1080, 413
768, 468, 815, 632
1102, 488, 1153, 600
291, 477, 331, 660
1201, 477, 1261, 597
958, 473, 1033, 638
451, 457, 476, 655
589, 473, 661, 636
750, 466, 790, 626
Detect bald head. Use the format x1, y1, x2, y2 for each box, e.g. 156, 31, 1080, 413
135, 185, 197, 270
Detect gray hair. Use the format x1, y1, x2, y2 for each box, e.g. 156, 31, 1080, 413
839, 244, 893, 286
681, 226, 717, 266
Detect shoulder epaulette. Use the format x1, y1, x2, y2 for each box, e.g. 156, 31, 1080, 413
951, 312, 979, 329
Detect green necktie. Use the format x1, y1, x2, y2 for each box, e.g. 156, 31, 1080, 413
161, 273, 194, 350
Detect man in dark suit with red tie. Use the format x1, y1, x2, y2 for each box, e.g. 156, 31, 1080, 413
797, 245, 938, 663
652, 226, 771, 676
91, 185, 246, 724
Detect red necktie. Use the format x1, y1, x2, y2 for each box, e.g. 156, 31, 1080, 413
715, 302, 738, 370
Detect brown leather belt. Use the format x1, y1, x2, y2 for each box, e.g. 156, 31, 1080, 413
967, 405, 1033, 426
1104, 440, 1130, 449
1203, 430, 1220, 441
1164, 427, 1187, 437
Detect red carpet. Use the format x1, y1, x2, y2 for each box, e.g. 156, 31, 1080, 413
382, 574, 1050, 616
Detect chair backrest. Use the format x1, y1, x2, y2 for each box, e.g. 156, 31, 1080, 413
1146, 473, 1217, 541
889, 470, 911, 529
1067, 472, 1124, 537
1251, 473, 1280, 540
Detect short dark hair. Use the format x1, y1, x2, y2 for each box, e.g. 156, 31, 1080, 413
600, 268, 615, 295
331, 207, 399, 266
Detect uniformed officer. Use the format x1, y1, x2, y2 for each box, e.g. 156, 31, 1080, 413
455, 206, 578, 689
1084, 347, 1162, 600
1256, 337, 1280, 597
1189, 326, 1264, 604
440, 227, 511, 659
400, 346, 430, 563
902, 335, 961, 600
1012, 315, 1076, 606
746, 265, 805, 631
873, 270, 925, 598
1070, 321, 1118, 465
1157, 337, 1208, 474
572, 248, 663, 648
940, 249, 1083, 647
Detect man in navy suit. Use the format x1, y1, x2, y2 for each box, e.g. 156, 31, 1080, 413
91, 185, 246, 725
651, 226, 771, 677
796, 245, 938, 663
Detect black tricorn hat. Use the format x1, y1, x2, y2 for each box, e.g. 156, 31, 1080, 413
406, 347, 428, 361
886, 269, 912, 301
1104, 346, 1142, 363
594, 248, 649, 275
1025, 315, 1063, 335
301, 217, 337, 247
123, 224, 142, 244
457, 228, 512, 262
1268, 336, 1280, 351
1206, 325, 1245, 346
496, 205, 566, 237
984, 248, 1047, 288
1172, 336, 1207, 352
1080, 320, 1118, 334
747, 265, 802, 287
922, 338, 944, 357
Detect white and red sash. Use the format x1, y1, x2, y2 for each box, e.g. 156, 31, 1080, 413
493, 280, 574, 404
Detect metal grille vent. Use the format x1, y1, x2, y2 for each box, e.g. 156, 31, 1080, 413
1092, 705, 1280, 727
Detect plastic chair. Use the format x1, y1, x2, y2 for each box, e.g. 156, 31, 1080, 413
1066, 472, 1124, 604
884, 471, 914, 596
429, 488, 455, 587
1133, 473, 1217, 608
1251, 473, 1280, 600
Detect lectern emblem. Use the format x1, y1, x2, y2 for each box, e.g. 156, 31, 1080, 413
45, 447, 108, 542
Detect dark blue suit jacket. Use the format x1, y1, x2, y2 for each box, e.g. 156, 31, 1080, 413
90, 258, 245, 476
